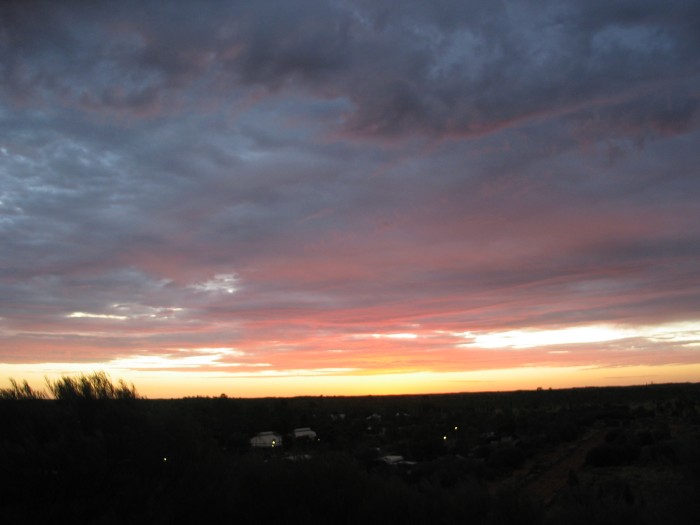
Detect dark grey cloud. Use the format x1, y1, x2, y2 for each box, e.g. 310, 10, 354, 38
2, 1, 698, 136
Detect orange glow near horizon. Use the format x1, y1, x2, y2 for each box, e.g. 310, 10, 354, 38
2, 320, 700, 397
2, 362, 699, 399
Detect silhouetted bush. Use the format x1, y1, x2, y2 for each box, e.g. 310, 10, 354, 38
0, 378, 47, 399
46, 371, 138, 401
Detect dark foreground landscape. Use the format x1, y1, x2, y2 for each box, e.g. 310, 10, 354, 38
2, 377, 700, 524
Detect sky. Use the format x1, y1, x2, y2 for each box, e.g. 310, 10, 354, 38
1, 0, 700, 398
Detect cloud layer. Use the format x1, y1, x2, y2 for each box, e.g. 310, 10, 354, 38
1, 1, 699, 390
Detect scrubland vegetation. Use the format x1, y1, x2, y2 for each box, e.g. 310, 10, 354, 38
2, 373, 700, 524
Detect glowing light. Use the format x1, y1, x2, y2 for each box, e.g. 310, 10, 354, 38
461, 326, 632, 349
644, 322, 700, 344
457, 322, 700, 349
370, 333, 418, 339
451, 322, 700, 353
110, 347, 247, 369
189, 347, 245, 356
68, 305, 185, 321
67, 312, 128, 320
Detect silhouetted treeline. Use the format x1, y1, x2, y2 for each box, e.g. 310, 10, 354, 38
2, 376, 700, 524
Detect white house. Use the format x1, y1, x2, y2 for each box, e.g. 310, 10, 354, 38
378, 455, 405, 465
250, 431, 283, 448
293, 427, 317, 440
377, 455, 416, 466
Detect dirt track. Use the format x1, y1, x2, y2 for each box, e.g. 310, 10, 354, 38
490, 429, 606, 505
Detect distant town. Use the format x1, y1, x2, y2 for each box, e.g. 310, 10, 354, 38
2, 376, 699, 523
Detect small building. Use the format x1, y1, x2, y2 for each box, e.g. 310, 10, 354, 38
293, 427, 317, 440
376, 455, 417, 467
378, 455, 405, 465
250, 431, 283, 448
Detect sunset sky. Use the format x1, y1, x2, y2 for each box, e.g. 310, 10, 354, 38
1, 1, 700, 398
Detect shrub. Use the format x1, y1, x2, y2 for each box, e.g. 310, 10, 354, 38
0, 378, 47, 400
46, 371, 138, 401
